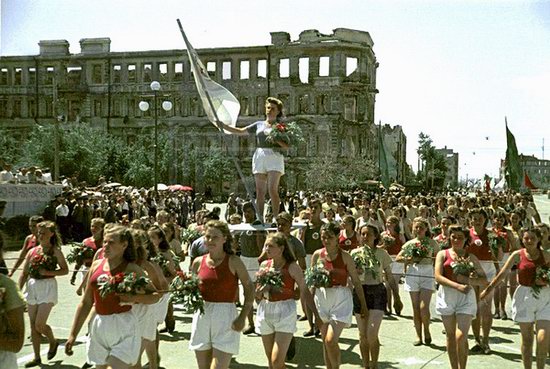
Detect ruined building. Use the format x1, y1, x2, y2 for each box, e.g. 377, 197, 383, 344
0, 28, 380, 191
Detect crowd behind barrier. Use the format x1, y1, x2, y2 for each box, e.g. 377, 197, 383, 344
0, 180, 550, 369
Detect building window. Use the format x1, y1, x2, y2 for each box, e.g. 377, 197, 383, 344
344, 96, 357, 121
28, 67, 36, 85
28, 98, 36, 117
0, 100, 7, 117
92, 64, 102, 84
319, 56, 330, 76
0, 68, 7, 85
44, 98, 53, 117
174, 62, 183, 81
14, 68, 22, 85
128, 64, 136, 82
127, 98, 136, 117
44, 66, 55, 85
240, 60, 250, 80
316, 94, 328, 114
240, 96, 249, 115
207, 62, 216, 78
222, 61, 231, 80
299, 94, 310, 113
257, 95, 267, 115
66, 66, 82, 84
159, 63, 168, 82
93, 100, 102, 117
279, 58, 289, 78
346, 57, 358, 76
113, 99, 121, 117
113, 65, 121, 83
12, 99, 21, 118
257, 59, 267, 78
143, 63, 152, 83
299, 57, 309, 83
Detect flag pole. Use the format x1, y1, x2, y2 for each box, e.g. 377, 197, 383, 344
176, 19, 263, 222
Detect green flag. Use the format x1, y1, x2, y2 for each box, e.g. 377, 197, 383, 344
378, 123, 390, 189
505, 118, 521, 191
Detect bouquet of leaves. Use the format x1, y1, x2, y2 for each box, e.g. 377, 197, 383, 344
66, 243, 96, 265
28, 251, 57, 279
170, 271, 204, 314
381, 234, 395, 247
97, 272, 150, 298
255, 267, 284, 291
533, 266, 550, 298
266, 121, 305, 149
451, 257, 476, 277
353, 247, 380, 279
402, 238, 433, 259
305, 262, 332, 288
488, 230, 506, 258
181, 228, 202, 245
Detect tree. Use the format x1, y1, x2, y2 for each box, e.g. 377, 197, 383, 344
303, 156, 377, 191
417, 132, 448, 189
180, 147, 234, 192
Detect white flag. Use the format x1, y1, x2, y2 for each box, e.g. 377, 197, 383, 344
178, 21, 240, 133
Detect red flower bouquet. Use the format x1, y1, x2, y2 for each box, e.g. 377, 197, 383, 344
66, 243, 96, 265
402, 238, 433, 259
28, 251, 57, 279
266, 121, 305, 151
170, 271, 204, 313
97, 272, 150, 298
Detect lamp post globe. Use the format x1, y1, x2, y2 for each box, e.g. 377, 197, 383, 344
138, 101, 150, 112
150, 81, 161, 91
162, 101, 173, 111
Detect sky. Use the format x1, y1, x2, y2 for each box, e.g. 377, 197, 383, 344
1, 0, 549, 181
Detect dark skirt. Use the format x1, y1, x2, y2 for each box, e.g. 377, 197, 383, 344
353, 283, 387, 313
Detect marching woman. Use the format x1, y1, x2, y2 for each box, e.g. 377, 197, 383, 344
189, 220, 254, 369
480, 227, 550, 369
217, 97, 288, 223
465, 208, 501, 353
255, 232, 321, 369
311, 221, 368, 369
435, 225, 487, 369
9, 215, 43, 277
73, 218, 105, 294
18, 221, 68, 367
381, 215, 405, 316
396, 217, 439, 346
351, 224, 397, 369
338, 215, 360, 252
65, 224, 159, 369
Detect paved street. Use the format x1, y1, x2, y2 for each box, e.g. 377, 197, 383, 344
6, 194, 549, 368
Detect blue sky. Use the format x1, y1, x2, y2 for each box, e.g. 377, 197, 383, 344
1, 0, 549, 180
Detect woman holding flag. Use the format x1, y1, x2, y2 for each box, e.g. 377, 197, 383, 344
218, 97, 287, 224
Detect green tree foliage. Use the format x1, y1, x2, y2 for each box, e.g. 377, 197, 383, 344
304, 156, 377, 191
180, 147, 234, 191
417, 132, 448, 189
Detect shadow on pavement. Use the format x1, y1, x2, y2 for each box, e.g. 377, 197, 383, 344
492, 325, 520, 335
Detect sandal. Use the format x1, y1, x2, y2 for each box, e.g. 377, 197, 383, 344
24, 358, 42, 368
47, 341, 59, 360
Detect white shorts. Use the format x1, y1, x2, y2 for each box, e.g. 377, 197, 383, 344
436, 285, 477, 316
133, 303, 158, 341
512, 285, 550, 323
390, 256, 404, 275
0, 350, 17, 369
189, 302, 240, 355
255, 299, 297, 335
155, 293, 171, 324
87, 311, 140, 366
252, 148, 284, 175
479, 261, 497, 281
404, 264, 435, 292
314, 286, 353, 327
25, 278, 58, 305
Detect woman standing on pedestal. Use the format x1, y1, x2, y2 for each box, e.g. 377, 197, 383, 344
218, 97, 287, 223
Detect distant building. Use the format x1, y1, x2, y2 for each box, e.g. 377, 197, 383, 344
0, 28, 380, 191
499, 154, 550, 189
435, 146, 459, 187
375, 124, 407, 183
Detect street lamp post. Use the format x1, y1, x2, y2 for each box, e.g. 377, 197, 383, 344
139, 81, 172, 196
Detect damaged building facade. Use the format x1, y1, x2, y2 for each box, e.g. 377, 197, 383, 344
0, 28, 381, 191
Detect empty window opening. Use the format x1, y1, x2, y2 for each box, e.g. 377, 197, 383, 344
346, 57, 358, 76
257, 59, 267, 78
14, 68, 22, 85
222, 61, 232, 80
143, 63, 152, 83
128, 64, 136, 82
0, 68, 8, 85
113, 65, 121, 83
279, 58, 289, 78
28, 67, 36, 85
319, 56, 330, 76
174, 63, 183, 81
240, 60, 250, 80
159, 63, 168, 81
299, 57, 309, 83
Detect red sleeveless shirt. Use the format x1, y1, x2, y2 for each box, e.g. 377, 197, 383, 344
466, 228, 492, 261
83, 237, 100, 267
24, 234, 37, 251
320, 248, 348, 287
198, 254, 238, 303
517, 249, 547, 287
90, 259, 131, 315
338, 231, 359, 252
264, 259, 295, 302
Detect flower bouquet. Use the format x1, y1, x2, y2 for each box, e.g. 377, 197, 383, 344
66, 243, 96, 265
170, 271, 204, 314
181, 228, 202, 245
402, 239, 433, 259
28, 251, 57, 279
304, 262, 332, 288
488, 230, 506, 258
150, 254, 170, 275
255, 267, 284, 291
533, 266, 550, 298
97, 272, 150, 298
381, 234, 395, 247
352, 247, 380, 279
266, 121, 305, 152
450, 257, 476, 277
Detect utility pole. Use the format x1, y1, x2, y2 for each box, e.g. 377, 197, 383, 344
53, 76, 60, 182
